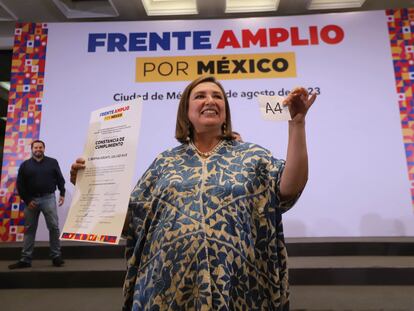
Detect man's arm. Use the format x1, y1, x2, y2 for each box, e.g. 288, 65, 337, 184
55, 159, 66, 205
16, 162, 30, 204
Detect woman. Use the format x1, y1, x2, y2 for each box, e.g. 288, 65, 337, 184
71, 76, 315, 310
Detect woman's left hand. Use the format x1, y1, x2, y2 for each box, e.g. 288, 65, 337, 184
283, 87, 317, 123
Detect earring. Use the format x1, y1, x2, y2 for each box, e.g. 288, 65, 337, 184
186, 123, 192, 141
222, 123, 227, 135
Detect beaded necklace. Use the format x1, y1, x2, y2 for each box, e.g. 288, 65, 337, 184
190, 139, 224, 158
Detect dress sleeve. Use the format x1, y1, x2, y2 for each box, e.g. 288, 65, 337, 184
123, 154, 165, 310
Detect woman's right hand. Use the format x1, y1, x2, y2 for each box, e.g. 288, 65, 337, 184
70, 158, 86, 185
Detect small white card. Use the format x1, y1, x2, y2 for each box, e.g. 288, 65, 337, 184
258, 95, 291, 121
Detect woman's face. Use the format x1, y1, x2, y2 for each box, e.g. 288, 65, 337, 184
187, 82, 226, 135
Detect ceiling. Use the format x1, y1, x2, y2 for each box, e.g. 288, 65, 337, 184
0, 0, 413, 49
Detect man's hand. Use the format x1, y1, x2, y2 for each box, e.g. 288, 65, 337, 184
28, 201, 37, 210
58, 196, 65, 206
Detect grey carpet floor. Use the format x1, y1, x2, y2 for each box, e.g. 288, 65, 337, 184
1, 286, 414, 311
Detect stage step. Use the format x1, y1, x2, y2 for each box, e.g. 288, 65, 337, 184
2, 237, 414, 260
0, 241, 125, 260
0, 238, 414, 288
2, 286, 414, 311
2, 238, 414, 289
2, 255, 414, 288
286, 237, 414, 256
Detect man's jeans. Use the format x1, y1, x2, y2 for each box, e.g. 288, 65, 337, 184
21, 193, 61, 263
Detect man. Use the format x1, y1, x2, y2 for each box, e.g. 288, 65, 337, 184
9, 140, 66, 269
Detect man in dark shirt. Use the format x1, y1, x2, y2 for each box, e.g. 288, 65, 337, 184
9, 140, 66, 269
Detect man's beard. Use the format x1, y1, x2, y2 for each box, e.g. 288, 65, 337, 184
33, 151, 44, 159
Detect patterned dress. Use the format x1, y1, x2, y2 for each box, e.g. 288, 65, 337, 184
123, 140, 299, 311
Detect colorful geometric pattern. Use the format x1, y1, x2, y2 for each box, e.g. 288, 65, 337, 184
61, 232, 118, 244
0, 23, 47, 242
123, 141, 295, 310
386, 9, 414, 210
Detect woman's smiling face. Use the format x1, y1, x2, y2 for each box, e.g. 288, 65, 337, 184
187, 81, 226, 135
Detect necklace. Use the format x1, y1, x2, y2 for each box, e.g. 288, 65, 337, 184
190, 140, 224, 158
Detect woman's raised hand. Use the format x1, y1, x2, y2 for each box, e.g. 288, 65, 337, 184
283, 87, 317, 123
